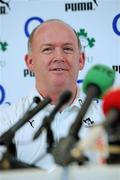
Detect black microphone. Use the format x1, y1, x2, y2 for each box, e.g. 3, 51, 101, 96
0, 96, 51, 144
0, 96, 50, 170
24, 96, 41, 112
33, 96, 41, 104
33, 90, 72, 140
0, 96, 41, 145
69, 64, 115, 139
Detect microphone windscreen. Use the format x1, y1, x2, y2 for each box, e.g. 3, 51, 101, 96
33, 96, 41, 104
83, 64, 115, 98
102, 89, 120, 115
59, 90, 72, 105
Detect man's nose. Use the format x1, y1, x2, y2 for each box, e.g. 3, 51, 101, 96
53, 49, 65, 62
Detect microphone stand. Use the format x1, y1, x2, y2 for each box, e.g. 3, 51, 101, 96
46, 125, 55, 153
0, 140, 39, 170
35, 115, 55, 154
1, 125, 55, 169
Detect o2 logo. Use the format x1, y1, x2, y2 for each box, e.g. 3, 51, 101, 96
0, 84, 11, 105
112, 13, 120, 36
0, 84, 5, 105
77, 79, 83, 84
24, 17, 44, 38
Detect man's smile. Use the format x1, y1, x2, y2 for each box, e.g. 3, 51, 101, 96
49, 68, 68, 71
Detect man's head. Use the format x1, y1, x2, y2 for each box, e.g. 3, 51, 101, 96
25, 19, 85, 98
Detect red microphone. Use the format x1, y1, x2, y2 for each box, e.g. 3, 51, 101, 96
102, 88, 120, 164
102, 88, 120, 129
103, 88, 120, 115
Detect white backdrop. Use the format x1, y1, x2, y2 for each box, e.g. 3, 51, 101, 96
0, 0, 120, 105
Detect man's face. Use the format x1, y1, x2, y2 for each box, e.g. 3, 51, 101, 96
25, 21, 84, 92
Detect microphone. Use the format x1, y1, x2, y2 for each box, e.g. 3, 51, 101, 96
24, 96, 41, 113
102, 88, 120, 164
52, 64, 115, 166
0, 96, 50, 170
33, 96, 41, 104
0, 96, 51, 144
69, 64, 115, 138
33, 90, 72, 140
0, 96, 41, 145
102, 88, 120, 129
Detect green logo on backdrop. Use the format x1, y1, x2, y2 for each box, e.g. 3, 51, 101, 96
0, 41, 8, 52
77, 29, 95, 49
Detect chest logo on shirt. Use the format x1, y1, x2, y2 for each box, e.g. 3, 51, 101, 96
28, 119, 35, 128
83, 117, 94, 127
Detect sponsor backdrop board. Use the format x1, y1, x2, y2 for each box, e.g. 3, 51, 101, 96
0, 0, 120, 106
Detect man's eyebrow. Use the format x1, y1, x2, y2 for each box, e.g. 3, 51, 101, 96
63, 43, 74, 46
40, 44, 53, 48
40, 43, 74, 48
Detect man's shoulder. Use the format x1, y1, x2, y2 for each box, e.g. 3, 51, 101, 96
0, 88, 38, 124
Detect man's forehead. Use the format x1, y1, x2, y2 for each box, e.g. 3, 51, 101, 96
29, 19, 81, 50
34, 20, 76, 37
33, 28, 78, 47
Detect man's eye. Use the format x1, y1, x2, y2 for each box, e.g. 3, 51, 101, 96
42, 48, 53, 53
64, 47, 73, 53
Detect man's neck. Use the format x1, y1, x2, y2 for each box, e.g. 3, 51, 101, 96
36, 84, 77, 106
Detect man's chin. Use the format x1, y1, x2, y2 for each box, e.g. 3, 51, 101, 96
51, 79, 68, 88
54, 81, 66, 87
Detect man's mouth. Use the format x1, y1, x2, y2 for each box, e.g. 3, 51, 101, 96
50, 68, 68, 71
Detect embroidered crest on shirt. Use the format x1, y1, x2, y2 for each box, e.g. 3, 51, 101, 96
83, 118, 94, 127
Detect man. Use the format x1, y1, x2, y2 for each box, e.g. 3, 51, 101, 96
0, 19, 103, 170
25, 19, 85, 104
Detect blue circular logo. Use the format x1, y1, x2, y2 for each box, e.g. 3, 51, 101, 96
112, 14, 120, 36
24, 17, 44, 38
77, 79, 83, 84
0, 84, 5, 104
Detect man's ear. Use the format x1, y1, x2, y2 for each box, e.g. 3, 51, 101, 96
25, 54, 34, 71
79, 52, 85, 70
